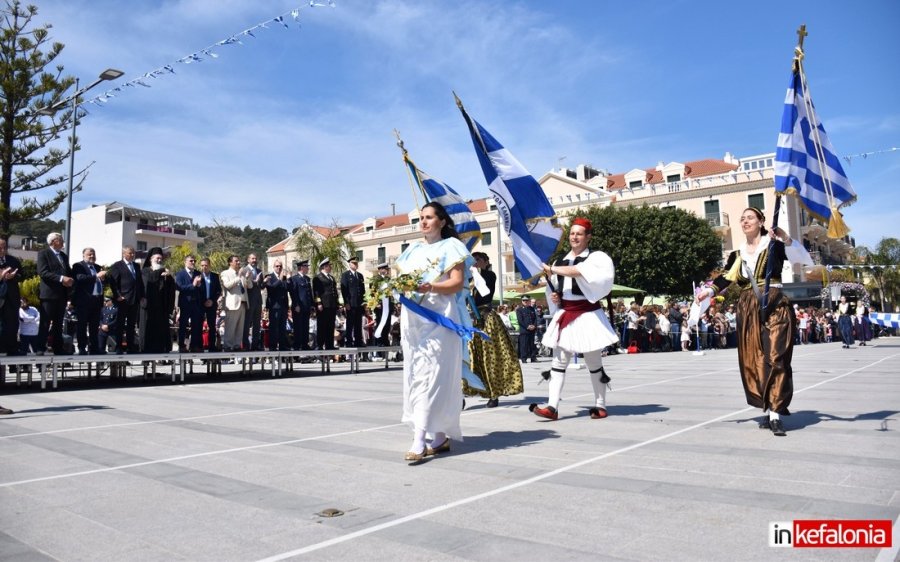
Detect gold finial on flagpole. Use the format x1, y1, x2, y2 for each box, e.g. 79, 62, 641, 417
393, 129, 421, 211
453, 90, 464, 110
793, 24, 807, 72
796, 24, 808, 49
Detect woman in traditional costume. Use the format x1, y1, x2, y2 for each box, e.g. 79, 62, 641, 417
464, 252, 523, 408
695, 207, 800, 436
395, 202, 473, 462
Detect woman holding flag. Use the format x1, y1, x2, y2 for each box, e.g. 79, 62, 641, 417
694, 207, 798, 436
396, 202, 474, 463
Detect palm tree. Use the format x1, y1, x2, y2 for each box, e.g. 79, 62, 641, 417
291, 221, 358, 278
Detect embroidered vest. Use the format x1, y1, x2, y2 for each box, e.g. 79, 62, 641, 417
554, 250, 592, 297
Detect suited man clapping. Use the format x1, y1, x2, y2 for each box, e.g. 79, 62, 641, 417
71, 247, 107, 355
175, 255, 205, 352
36, 232, 73, 354
107, 246, 144, 354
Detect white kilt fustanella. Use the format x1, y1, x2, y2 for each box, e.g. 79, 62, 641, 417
542, 306, 619, 354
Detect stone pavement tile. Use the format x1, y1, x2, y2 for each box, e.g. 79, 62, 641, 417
1, 498, 186, 562
0, 529, 57, 562
0, 341, 896, 560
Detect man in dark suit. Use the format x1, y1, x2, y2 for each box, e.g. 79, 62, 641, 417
36, 232, 74, 354
240, 253, 264, 351
198, 258, 222, 351
265, 260, 290, 351
106, 246, 144, 354
71, 247, 107, 355
516, 296, 538, 362
340, 256, 366, 347
288, 259, 313, 351
312, 258, 339, 350
0, 238, 23, 356
174, 255, 203, 352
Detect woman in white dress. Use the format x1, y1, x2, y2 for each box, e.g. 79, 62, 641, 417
395, 202, 473, 462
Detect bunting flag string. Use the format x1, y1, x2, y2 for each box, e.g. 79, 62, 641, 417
85, 2, 336, 107
843, 147, 899, 166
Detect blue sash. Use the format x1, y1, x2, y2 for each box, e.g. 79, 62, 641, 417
399, 295, 491, 342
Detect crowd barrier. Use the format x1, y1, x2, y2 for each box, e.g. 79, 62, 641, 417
0, 346, 402, 391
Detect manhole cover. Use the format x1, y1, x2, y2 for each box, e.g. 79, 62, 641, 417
317, 508, 344, 518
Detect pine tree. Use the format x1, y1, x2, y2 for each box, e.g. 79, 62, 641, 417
0, 0, 78, 240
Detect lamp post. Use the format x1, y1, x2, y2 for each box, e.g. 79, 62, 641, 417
40, 68, 124, 252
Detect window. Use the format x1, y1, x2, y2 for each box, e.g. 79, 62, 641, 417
401, 243, 409, 253
766, 158, 773, 167
628, 180, 642, 188
748, 193, 765, 210
136, 241, 147, 252
411, 218, 419, 225
666, 174, 681, 183
356, 250, 364, 263
751, 161, 758, 170
662, 205, 676, 211
482, 232, 492, 245
376, 247, 384, 263
365, 226, 374, 232
704, 200, 721, 226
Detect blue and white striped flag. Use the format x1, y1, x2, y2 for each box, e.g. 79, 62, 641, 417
456, 98, 562, 283
405, 156, 481, 251
869, 313, 900, 329
775, 68, 856, 238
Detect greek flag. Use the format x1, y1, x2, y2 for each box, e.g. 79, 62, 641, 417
869, 313, 900, 329
405, 156, 481, 250
774, 68, 856, 237
456, 98, 562, 283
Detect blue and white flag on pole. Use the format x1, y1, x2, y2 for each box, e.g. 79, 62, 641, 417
774, 66, 856, 238
404, 155, 481, 251
455, 95, 562, 283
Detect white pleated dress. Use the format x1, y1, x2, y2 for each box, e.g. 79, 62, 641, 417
541, 249, 619, 353
397, 238, 472, 441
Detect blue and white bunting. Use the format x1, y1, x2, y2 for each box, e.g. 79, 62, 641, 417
456, 96, 562, 283
405, 156, 481, 251
86, 4, 333, 107
774, 65, 857, 237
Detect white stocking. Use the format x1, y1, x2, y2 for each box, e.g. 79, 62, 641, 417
583, 350, 609, 409
409, 428, 426, 454
548, 348, 574, 409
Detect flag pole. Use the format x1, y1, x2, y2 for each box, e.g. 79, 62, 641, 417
794, 46, 850, 238
394, 129, 423, 211
455, 90, 559, 294
762, 25, 810, 314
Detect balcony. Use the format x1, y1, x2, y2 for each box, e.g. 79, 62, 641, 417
352, 223, 422, 241
135, 223, 189, 236
705, 211, 730, 234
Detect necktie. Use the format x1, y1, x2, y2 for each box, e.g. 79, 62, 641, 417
90, 264, 101, 295
128, 262, 135, 278
204, 275, 210, 299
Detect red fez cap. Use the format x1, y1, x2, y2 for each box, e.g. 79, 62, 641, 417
571, 217, 593, 233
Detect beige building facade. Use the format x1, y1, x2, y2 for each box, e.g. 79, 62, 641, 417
268, 151, 855, 294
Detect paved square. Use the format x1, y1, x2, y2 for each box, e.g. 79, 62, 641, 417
1, 340, 898, 561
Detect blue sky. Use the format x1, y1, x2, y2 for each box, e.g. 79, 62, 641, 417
32, 0, 899, 250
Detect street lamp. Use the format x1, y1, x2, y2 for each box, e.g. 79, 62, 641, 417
39, 68, 124, 252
